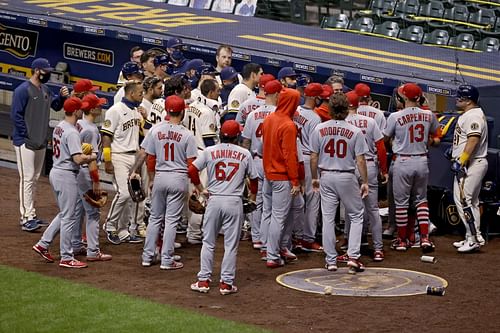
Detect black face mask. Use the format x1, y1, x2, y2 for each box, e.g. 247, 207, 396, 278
39, 72, 50, 84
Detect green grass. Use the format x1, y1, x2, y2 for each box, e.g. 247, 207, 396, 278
0, 265, 271, 333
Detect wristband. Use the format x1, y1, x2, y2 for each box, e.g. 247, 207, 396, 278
459, 152, 470, 165
89, 169, 99, 183
103, 147, 111, 162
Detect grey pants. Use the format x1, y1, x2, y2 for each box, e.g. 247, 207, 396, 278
265, 179, 293, 261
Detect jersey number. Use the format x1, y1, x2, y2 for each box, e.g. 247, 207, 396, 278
215, 161, 240, 181
52, 138, 61, 159
409, 124, 424, 143
188, 116, 196, 136
324, 138, 347, 158
164, 143, 175, 161
255, 123, 263, 138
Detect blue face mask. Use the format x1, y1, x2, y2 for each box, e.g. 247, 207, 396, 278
171, 50, 184, 61
287, 83, 297, 89
189, 77, 199, 90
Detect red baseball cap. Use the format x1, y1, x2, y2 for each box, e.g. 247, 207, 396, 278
320, 84, 334, 100
165, 95, 186, 113
63, 97, 82, 113
354, 83, 371, 98
259, 74, 276, 89
264, 80, 282, 95
220, 120, 242, 138
304, 83, 323, 97
81, 94, 107, 111
346, 91, 359, 108
73, 79, 98, 93
401, 83, 422, 99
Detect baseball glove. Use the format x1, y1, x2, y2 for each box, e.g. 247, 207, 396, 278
243, 198, 257, 214
84, 190, 108, 208
81, 143, 93, 155
188, 194, 206, 214
128, 178, 146, 202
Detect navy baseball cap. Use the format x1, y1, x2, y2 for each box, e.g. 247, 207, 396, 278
457, 84, 479, 103
278, 67, 297, 80
167, 37, 184, 49
186, 59, 204, 72
220, 66, 238, 81
31, 58, 54, 71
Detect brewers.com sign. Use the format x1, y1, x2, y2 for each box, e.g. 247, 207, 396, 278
0, 24, 38, 59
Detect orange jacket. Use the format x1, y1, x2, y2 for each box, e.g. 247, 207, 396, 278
262, 88, 300, 186
314, 103, 331, 122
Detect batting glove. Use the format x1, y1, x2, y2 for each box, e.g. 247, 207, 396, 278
451, 160, 467, 179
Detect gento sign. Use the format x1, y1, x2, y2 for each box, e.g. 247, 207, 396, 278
0, 24, 38, 59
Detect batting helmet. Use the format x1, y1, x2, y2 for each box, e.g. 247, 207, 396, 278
153, 54, 170, 67
457, 84, 479, 103
122, 61, 143, 79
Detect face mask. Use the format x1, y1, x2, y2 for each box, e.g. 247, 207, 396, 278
171, 50, 184, 61
224, 81, 238, 90
189, 77, 199, 90
39, 72, 50, 84
287, 83, 297, 89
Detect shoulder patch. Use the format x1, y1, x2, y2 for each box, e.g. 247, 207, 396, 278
231, 100, 240, 108
470, 122, 479, 131
103, 120, 111, 128
209, 124, 216, 131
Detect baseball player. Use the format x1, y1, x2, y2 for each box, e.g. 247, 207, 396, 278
219, 66, 239, 109
277, 67, 298, 89
293, 83, 323, 252
261, 88, 301, 268
225, 63, 262, 122
140, 49, 162, 78
72, 94, 112, 261
343, 91, 387, 261
113, 62, 144, 105
141, 76, 164, 132
189, 120, 258, 295
354, 83, 387, 131
235, 73, 274, 126
183, 78, 220, 244
32, 97, 97, 268
241, 80, 282, 250
150, 74, 192, 125
314, 85, 334, 122
72, 79, 98, 99
383, 83, 439, 252
153, 54, 170, 81
190, 64, 219, 104
450, 85, 488, 253
129, 96, 198, 268
116, 46, 144, 86
101, 81, 146, 244
11, 58, 69, 232
310, 93, 369, 273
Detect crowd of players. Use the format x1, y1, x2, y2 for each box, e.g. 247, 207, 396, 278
17, 37, 488, 294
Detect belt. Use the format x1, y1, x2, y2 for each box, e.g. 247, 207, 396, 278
397, 153, 427, 157
302, 151, 311, 156
366, 158, 374, 162
321, 169, 355, 174
115, 151, 137, 154
253, 153, 263, 159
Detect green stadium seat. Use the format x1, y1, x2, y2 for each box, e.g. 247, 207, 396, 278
419, 1, 445, 18
373, 20, 401, 36
443, 5, 469, 23
399, 24, 425, 42
474, 37, 500, 51
423, 28, 450, 44
448, 32, 475, 49
349, 16, 375, 31
322, 13, 351, 28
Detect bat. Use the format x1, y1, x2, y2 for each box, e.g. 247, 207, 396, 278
456, 171, 479, 243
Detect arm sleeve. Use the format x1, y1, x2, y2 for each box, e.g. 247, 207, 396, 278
188, 164, 201, 185
146, 154, 156, 172
298, 161, 305, 181
10, 86, 29, 139
376, 139, 387, 174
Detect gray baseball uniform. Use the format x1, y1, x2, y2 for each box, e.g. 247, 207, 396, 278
194, 143, 257, 285
36, 120, 83, 261
141, 122, 198, 266
357, 104, 386, 130
236, 96, 265, 125
310, 119, 368, 266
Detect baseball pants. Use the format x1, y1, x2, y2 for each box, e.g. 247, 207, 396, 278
36, 168, 79, 261
15, 144, 46, 224
250, 157, 264, 243
302, 155, 320, 243
260, 175, 272, 250
282, 194, 305, 250
197, 196, 244, 285
265, 180, 293, 261
187, 163, 207, 242
320, 171, 364, 266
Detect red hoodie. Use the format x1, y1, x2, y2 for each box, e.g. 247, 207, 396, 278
262, 88, 300, 186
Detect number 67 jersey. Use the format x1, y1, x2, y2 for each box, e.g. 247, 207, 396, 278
383, 107, 439, 154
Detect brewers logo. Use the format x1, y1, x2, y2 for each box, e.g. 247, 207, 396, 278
103, 120, 111, 128
471, 122, 479, 131
231, 100, 240, 109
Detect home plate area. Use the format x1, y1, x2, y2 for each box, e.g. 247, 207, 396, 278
276, 268, 448, 297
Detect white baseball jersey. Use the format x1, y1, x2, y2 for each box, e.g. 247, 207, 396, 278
310, 120, 368, 171
346, 113, 382, 160
357, 104, 387, 130
141, 122, 198, 172
383, 107, 439, 155
52, 120, 82, 171
227, 83, 255, 113
194, 143, 257, 196
241, 104, 276, 156
101, 101, 142, 153
150, 98, 166, 124
294, 105, 322, 155
452, 107, 488, 159
236, 96, 265, 125
183, 99, 218, 149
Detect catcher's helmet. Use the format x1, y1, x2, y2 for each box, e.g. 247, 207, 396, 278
457, 84, 479, 103
122, 61, 143, 79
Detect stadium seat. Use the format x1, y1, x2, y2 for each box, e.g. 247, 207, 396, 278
399, 24, 425, 42
443, 4, 469, 23
370, 0, 396, 14
423, 28, 450, 44
321, 13, 351, 28
469, 8, 497, 27
474, 37, 500, 52
418, 1, 445, 18
167, 0, 189, 5
373, 20, 401, 36
349, 16, 375, 31
392, 0, 420, 18
448, 33, 475, 49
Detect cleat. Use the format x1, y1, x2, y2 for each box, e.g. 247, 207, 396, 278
87, 252, 112, 262
252, 241, 263, 250
347, 257, 365, 272
160, 261, 184, 270
300, 240, 323, 252
457, 239, 480, 253
260, 250, 267, 261
280, 248, 298, 262
391, 238, 408, 251
420, 236, 435, 253
266, 259, 285, 268
32, 244, 54, 262
336, 253, 349, 263
59, 259, 88, 268
106, 231, 121, 245
191, 280, 210, 293
373, 250, 385, 262
325, 262, 338, 271
22, 220, 41, 232
219, 282, 238, 295
123, 235, 143, 244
